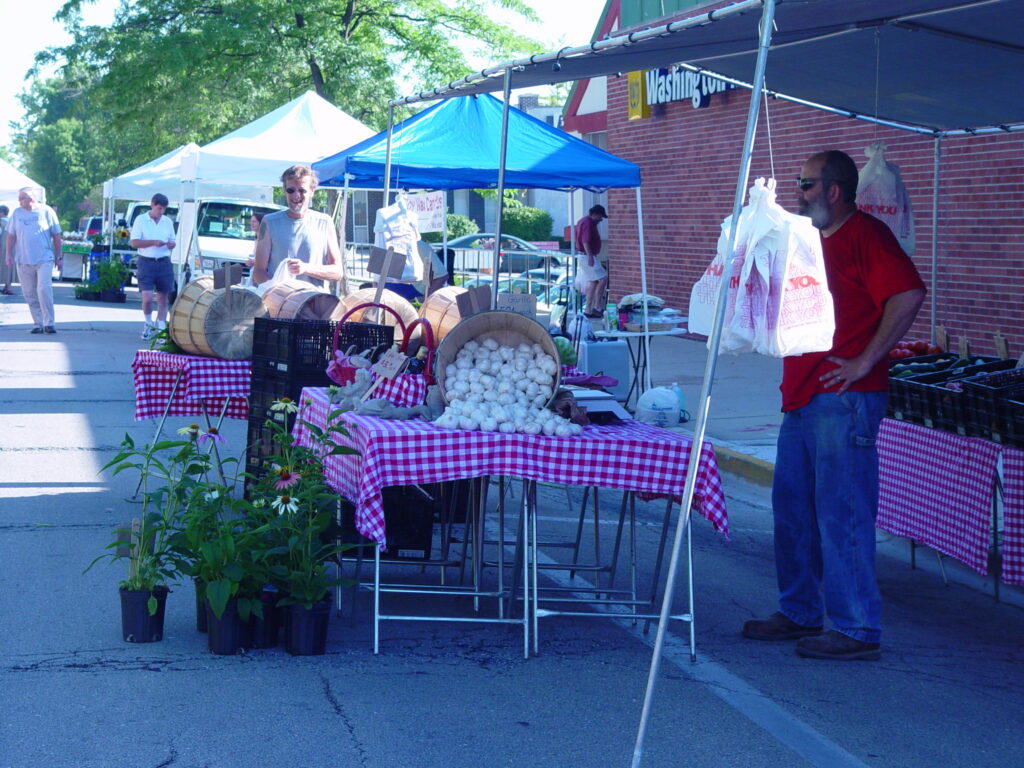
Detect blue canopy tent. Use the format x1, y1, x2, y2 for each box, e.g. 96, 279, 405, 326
313, 93, 640, 191
313, 93, 644, 324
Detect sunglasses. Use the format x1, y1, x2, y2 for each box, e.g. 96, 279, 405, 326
285, 187, 311, 195
797, 177, 832, 191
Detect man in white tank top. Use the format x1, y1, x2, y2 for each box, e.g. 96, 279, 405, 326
252, 165, 343, 288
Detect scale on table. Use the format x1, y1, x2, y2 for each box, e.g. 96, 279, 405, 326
561, 385, 632, 420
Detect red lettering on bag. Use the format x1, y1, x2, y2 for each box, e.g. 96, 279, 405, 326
707, 263, 723, 277
787, 274, 820, 290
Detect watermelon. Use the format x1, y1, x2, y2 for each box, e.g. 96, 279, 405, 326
552, 336, 577, 366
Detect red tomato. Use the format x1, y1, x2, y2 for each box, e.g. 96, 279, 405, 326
899, 349, 915, 358
912, 340, 930, 354
896, 341, 909, 349
888, 348, 901, 360
926, 344, 943, 355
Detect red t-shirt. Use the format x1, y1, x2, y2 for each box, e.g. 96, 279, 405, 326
780, 211, 925, 412
575, 215, 601, 255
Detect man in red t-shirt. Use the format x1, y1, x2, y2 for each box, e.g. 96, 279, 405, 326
574, 204, 608, 318
742, 150, 925, 661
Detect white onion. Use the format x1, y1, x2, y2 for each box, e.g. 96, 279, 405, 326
523, 421, 541, 435
499, 421, 516, 433
479, 416, 498, 432
555, 423, 572, 437
542, 420, 557, 436
483, 389, 498, 402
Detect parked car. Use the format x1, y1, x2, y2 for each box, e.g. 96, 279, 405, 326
460, 269, 570, 315
77, 216, 103, 239
436, 233, 563, 273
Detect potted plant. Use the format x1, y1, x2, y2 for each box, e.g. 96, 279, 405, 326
88, 433, 212, 642
95, 258, 130, 302
246, 397, 358, 655
182, 482, 277, 654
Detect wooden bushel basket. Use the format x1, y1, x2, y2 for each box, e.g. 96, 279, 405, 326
262, 282, 340, 321
332, 287, 421, 352
418, 285, 467, 345
170, 275, 266, 360
434, 310, 560, 404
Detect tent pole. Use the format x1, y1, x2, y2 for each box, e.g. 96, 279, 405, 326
383, 104, 395, 206
930, 135, 941, 343
337, 175, 351, 296
631, 1, 777, 765
636, 187, 652, 389
492, 68, 514, 308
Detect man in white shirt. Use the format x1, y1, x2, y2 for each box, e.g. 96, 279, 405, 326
129, 193, 176, 340
5, 187, 62, 333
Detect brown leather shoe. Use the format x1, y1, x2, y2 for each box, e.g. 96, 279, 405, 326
742, 611, 823, 641
796, 629, 881, 661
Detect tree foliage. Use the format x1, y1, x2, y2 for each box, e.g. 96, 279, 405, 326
37, 0, 541, 172
501, 205, 553, 241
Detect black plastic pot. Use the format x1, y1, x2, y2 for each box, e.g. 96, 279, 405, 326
119, 586, 169, 643
100, 287, 127, 303
284, 599, 332, 656
249, 588, 280, 649
194, 580, 207, 633
205, 599, 252, 655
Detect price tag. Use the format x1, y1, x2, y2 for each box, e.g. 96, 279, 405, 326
994, 331, 1009, 361
367, 246, 405, 279
360, 348, 408, 402
958, 336, 971, 359
496, 291, 537, 319
935, 325, 949, 353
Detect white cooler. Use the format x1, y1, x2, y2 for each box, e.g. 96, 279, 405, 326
577, 339, 631, 402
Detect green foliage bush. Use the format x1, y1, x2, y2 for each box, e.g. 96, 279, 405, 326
422, 213, 479, 243
501, 206, 553, 242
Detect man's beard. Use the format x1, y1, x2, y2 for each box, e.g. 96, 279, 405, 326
799, 195, 831, 230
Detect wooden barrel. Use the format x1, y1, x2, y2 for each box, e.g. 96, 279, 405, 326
262, 282, 339, 321
169, 276, 267, 360
419, 286, 467, 344
331, 287, 421, 351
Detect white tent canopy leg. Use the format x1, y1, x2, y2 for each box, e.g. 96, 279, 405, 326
631, 1, 778, 765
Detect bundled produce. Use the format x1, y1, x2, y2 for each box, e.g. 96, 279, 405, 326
887, 339, 943, 359
434, 338, 583, 436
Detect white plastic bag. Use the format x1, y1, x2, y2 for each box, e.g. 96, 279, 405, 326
689, 178, 834, 357
760, 213, 835, 357
857, 142, 915, 254
373, 196, 425, 282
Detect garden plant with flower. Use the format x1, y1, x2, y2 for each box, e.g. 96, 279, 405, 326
89, 432, 214, 614
245, 397, 359, 610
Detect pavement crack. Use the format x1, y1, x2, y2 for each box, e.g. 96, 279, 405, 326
151, 742, 178, 768
319, 672, 370, 767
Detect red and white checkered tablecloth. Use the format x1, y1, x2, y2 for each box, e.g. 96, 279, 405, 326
293, 386, 727, 547
877, 419, 1000, 576
132, 350, 251, 421
1000, 447, 1024, 585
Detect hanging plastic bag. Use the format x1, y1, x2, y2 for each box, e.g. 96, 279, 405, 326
759, 212, 835, 357
373, 196, 425, 282
856, 142, 915, 254
690, 178, 834, 357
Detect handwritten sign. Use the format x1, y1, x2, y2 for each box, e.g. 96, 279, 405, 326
496, 291, 537, 319
405, 191, 446, 233
361, 348, 408, 401
367, 246, 405, 279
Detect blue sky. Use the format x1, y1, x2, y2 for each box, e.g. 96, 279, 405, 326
0, 0, 606, 156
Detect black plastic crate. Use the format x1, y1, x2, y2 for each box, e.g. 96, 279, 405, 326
962, 368, 1024, 442
336, 321, 395, 356
1002, 398, 1024, 448
251, 318, 339, 379
888, 356, 1004, 425
339, 485, 439, 560
904, 360, 1018, 433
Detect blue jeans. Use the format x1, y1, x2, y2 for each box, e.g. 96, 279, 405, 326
772, 391, 887, 643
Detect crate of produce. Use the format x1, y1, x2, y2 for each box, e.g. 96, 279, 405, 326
888, 355, 1001, 424
251, 318, 339, 378
962, 368, 1024, 443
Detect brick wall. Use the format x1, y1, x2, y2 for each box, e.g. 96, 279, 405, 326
603, 75, 1024, 357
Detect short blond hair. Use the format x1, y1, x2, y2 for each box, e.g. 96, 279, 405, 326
281, 164, 318, 189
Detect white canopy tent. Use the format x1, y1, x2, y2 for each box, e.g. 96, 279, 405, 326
390, 1, 1024, 763
0, 158, 44, 208
182, 91, 375, 188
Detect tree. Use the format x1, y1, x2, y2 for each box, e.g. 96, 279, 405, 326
41, 0, 543, 172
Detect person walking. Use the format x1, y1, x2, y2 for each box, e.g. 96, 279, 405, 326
742, 150, 925, 661
574, 204, 609, 318
252, 165, 343, 288
0, 205, 14, 296
129, 192, 176, 340
5, 187, 62, 333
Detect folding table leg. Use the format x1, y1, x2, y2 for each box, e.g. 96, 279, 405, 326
643, 497, 676, 635
134, 369, 184, 499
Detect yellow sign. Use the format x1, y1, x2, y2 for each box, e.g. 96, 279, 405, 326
627, 71, 650, 120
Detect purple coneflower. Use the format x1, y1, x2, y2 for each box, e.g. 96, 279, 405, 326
271, 495, 299, 515
274, 466, 301, 490
198, 427, 226, 447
